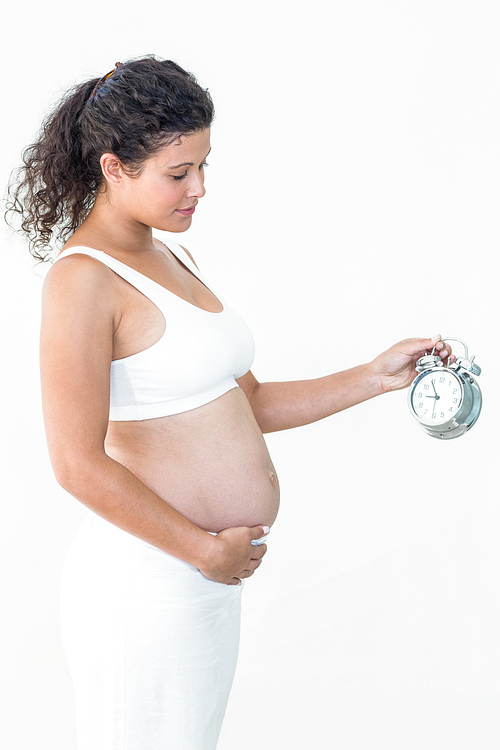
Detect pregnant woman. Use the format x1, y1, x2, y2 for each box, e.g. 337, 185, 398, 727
6, 56, 452, 750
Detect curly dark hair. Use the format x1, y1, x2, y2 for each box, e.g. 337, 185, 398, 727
5, 56, 214, 262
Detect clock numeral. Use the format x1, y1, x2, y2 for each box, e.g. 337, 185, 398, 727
439, 377, 445, 383
440, 412, 445, 418
424, 384, 430, 390
418, 402, 424, 409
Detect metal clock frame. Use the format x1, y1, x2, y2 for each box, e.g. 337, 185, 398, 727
408, 338, 482, 440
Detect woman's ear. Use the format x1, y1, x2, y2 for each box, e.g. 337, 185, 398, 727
100, 153, 125, 184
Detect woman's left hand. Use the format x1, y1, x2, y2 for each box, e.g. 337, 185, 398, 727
372, 335, 455, 393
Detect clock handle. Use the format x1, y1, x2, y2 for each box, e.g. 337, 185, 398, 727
435, 337, 481, 376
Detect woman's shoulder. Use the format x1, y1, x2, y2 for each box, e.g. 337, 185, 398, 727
43, 247, 119, 306
41, 251, 119, 349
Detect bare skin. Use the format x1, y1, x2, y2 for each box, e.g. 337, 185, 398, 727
40, 128, 453, 585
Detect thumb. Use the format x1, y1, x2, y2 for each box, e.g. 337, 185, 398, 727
428, 333, 442, 346
416, 334, 441, 349
250, 525, 270, 541
401, 335, 441, 356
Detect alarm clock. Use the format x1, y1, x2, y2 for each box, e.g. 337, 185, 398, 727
408, 338, 482, 439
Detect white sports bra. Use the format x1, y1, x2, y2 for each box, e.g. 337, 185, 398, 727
55, 240, 255, 421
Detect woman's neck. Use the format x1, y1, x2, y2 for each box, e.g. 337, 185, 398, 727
68, 194, 155, 256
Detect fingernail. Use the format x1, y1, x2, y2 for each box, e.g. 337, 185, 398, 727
431, 334, 441, 342
262, 526, 270, 534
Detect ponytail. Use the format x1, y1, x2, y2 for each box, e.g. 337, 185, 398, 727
5, 77, 102, 262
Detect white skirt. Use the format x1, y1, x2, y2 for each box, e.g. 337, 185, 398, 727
60, 512, 242, 750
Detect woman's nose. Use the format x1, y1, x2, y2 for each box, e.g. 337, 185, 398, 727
187, 172, 206, 199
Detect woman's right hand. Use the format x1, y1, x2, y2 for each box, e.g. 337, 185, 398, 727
199, 525, 269, 585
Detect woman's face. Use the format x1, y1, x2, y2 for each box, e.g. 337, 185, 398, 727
117, 128, 211, 233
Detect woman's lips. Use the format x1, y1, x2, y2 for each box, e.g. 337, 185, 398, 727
176, 205, 197, 216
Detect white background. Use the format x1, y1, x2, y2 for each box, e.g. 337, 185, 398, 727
1, 2, 499, 748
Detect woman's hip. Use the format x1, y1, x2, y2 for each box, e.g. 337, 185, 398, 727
60, 511, 242, 610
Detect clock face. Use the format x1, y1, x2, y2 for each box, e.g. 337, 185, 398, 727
410, 370, 463, 426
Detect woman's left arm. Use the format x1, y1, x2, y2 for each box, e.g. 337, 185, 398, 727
237, 335, 453, 434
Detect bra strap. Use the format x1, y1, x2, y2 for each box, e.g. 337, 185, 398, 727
54, 246, 167, 308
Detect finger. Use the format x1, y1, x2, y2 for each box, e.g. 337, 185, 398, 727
250, 543, 267, 560
427, 336, 451, 357
434, 339, 447, 353
433, 340, 455, 361
247, 557, 264, 572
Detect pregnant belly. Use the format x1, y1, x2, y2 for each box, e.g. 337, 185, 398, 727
104, 387, 280, 532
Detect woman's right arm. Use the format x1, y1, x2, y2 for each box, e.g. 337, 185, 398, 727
40, 255, 266, 585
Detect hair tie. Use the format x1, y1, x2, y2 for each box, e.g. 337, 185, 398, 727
89, 62, 122, 100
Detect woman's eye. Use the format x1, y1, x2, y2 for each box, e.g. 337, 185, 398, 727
172, 163, 208, 181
